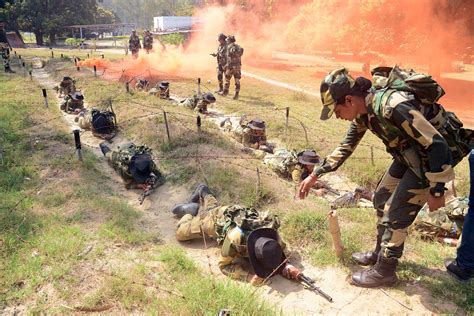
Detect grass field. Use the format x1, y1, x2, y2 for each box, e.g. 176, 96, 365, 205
1, 49, 472, 313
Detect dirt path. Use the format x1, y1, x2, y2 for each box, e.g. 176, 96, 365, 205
29, 62, 461, 315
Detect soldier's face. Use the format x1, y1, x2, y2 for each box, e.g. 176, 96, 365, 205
334, 96, 358, 121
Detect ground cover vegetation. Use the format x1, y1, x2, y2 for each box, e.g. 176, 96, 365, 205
1, 49, 472, 313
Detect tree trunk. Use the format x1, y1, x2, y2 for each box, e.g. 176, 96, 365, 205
35, 31, 44, 46
49, 33, 56, 46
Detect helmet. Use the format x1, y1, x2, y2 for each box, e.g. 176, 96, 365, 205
319, 68, 355, 121
218, 33, 227, 41
226, 35, 236, 43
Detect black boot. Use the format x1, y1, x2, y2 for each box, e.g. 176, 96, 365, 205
351, 256, 398, 288
171, 202, 200, 217
188, 183, 211, 203
445, 258, 474, 282
219, 88, 229, 96
233, 91, 239, 100
216, 83, 224, 93
352, 234, 382, 266
100, 142, 111, 156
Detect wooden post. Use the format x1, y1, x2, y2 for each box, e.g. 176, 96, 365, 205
18, 55, 21, 60
101, 54, 104, 59
29, 70, 32, 80
328, 210, 344, 258
14, 51, 16, 56
60, 53, 64, 58
22, 62, 25, 67
42, 88, 48, 108
73, 130, 83, 161
197, 115, 202, 133
285, 107, 290, 140
74, 58, 77, 66
197, 78, 201, 96
76, 65, 80, 71
93, 65, 97, 77
125, 82, 130, 93
370, 146, 374, 166
87, 53, 90, 58
163, 111, 171, 143
51, 50, 54, 58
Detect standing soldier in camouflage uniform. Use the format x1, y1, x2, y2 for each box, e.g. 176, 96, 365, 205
172, 184, 297, 284
298, 67, 473, 288
210, 33, 227, 94
100, 142, 164, 190
221, 35, 243, 100
143, 30, 153, 54
129, 30, 141, 59
1, 43, 14, 73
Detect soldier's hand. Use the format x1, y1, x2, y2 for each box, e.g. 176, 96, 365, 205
281, 264, 300, 280
427, 194, 445, 212
298, 174, 318, 199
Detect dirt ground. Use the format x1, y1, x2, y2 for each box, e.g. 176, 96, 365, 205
23, 53, 467, 315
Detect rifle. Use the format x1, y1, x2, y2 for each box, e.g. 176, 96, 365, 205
298, 273, 333, 303
315, 180, 340, 196
138, 174, 156, 205
210, 53, 217, 57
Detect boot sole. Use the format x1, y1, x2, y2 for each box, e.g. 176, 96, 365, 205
351, 278, 398, 288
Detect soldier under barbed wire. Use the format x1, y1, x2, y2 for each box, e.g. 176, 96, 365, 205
220, 35, 243, 100
298, 66, 473, 288
60, 91, 85, 113
1, 43, 14, 73
210, 33, 227, 94
221, 117, 274, 154
100, 142, 165, 196
57, 76, 76, 97
143, 30, 153, 54
129, 30, 141, 59
171, 184, 316, 287
75, 108, 117, 140
148, 81, 170, 99
135, 78, 150, 91
178, 92, 216, 114
264, 149, 336, 196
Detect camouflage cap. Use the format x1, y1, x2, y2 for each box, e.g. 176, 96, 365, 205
319, 68, 355, 120
218, 33, 227, 41
226, 35, 236, 43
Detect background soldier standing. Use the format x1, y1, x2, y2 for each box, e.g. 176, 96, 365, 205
221, 35, 243, 100
128, 30, 141, 59
143, 30, 153, 54
1, 43, 14, 73
211, 33, 227, 94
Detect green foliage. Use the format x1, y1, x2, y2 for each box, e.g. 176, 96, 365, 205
160, 33, 185, 46
65, 38, 82, 46
159, 246, 197, 274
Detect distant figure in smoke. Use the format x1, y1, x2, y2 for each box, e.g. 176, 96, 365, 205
221, 35, 244, 100
129, 30, 141, 59
143, 30, 153, 54
210, 33, 227, 94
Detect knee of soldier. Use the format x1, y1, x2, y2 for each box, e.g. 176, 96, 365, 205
372, 191, 386, 212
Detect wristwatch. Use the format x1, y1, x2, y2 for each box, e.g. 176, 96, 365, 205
430, 184, 446, 197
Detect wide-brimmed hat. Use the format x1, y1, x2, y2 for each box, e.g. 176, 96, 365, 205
247, 119, 265, 130
247, 228, 286, 278
159, 81, 170, 89
319, 68, 355, 121
130, 153, 152, 183
297, 150, 321, 165
71, 91, 84, 100
202, 92, 216, 103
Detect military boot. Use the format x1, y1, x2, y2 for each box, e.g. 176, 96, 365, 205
351, 256, 398, 288
351, 235, 381, 266
171, 203, 200, 218
188, 183, 211, 203
233, 91, 239, 100
219, 89, 229, 96
99, 142, 111, 156
215, 83, 224, 94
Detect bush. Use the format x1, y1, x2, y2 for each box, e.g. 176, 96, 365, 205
65, 38, 82, 46
160, 33, 185, 46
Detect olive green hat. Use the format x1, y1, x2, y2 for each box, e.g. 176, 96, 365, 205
319, 68, 355, 120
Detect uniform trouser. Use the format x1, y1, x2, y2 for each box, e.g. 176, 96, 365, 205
217, 64, 225, 86
373, 159, 429, 259
224, 66, 241, 93
3, 59, 10, 71
176, 194, 221, 241
456, 150, 474, 269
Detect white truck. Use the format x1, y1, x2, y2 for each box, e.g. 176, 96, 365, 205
153, 16, 202, 32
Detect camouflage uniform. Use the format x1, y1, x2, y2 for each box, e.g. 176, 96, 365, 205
223, 37, 243, 98
223, 119, 268, 151
215, 40, 227, 92
59, 77, 76, 96
60, 93, 84, 113
77, 109, 116, 139
176, 193, 282, 280
1, 45, 13, 73
105, 142, 164, 188
129, 33, 141, 58
143, 32, 153, 54
263, 149, 307, 182
315, 78, 471, 260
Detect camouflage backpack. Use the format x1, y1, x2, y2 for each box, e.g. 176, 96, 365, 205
414, 197, 468, 239
263, 149, 298, 177
215, 205, 280, 244
372, 66, 471, 165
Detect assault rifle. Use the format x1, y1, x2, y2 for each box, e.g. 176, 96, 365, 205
298, 273, 333, 303
315, 180, 340, 196
139, 174, 157, 205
